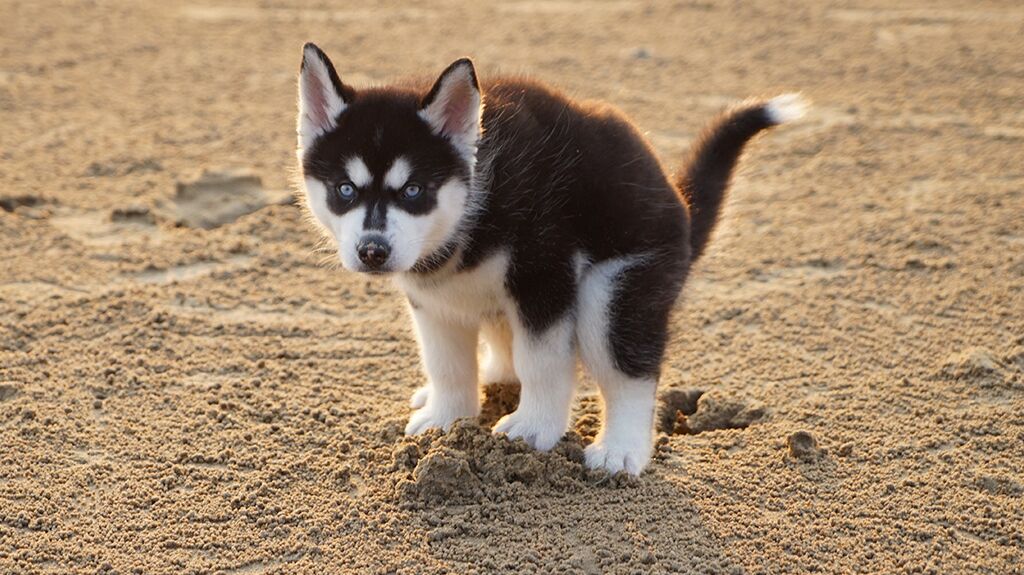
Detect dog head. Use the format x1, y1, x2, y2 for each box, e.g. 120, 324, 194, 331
296, 43, 482, 274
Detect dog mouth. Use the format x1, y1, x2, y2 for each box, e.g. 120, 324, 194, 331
346, 262, 394, 275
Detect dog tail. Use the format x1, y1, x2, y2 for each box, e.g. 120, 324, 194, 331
678, 93, 807, 262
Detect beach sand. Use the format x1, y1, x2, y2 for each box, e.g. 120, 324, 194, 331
1, 1, 1022, 573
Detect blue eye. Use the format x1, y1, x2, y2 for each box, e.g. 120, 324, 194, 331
400, 183, 422, 200
336, 183, 357, 201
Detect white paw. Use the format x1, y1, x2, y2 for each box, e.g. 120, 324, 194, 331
584, 438, 653, 476
492, 410, 565, 451
409, 386, 430, 409
405, 401, 478, 436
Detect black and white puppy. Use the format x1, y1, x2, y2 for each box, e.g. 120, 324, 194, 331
296, 43, 804, 475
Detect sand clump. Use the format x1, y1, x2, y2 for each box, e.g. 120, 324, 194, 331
786, 430, 822, 461
392, 420, 600, 504
657, 388, 705, 433
659, 388, 767, 435
410, 446, 486, 501
684, 392, 766, 434
940, 346, 1024, 392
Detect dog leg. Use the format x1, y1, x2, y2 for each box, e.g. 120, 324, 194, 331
480, 317, 517, 385
577, 256, 684, 475
492, 314, 575, 451
405, 309, 480, 434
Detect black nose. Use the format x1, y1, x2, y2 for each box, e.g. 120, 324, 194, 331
356, 236, 390, 269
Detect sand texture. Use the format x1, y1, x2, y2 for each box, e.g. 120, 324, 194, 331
2, 0, 1023, 573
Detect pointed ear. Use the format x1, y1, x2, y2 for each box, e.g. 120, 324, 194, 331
420, 58, 483, 160
297, 43, 351, 150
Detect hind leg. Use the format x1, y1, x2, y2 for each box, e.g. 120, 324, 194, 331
480, 317, 517, 385
577, 256, 685, 475
410, 316, 516, 410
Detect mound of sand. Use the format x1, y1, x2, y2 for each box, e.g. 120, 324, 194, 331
392, 420, 595, 504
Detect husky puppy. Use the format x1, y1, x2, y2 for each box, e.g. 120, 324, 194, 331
296, 43, 804, 475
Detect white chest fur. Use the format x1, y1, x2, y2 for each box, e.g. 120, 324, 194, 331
393, 251, 511, 325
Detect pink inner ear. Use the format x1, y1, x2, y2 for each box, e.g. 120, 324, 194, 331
440, 82, 473, 136
304, 73, 329, 129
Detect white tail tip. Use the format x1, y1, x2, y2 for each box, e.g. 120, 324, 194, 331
764, 93, 808, 125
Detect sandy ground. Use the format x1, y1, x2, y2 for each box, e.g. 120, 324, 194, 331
2, 0, 1023, 573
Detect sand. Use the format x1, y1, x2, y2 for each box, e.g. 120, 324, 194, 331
1, 0, 1023, 573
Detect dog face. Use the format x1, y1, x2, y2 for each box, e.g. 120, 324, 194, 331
297, 44, 482, 273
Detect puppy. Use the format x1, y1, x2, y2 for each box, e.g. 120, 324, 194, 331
296, 43, 804, 475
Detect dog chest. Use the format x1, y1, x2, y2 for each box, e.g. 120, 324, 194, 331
394, 251, 510, 324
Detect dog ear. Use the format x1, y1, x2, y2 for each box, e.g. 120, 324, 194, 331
420, 58, 482, 160
297, 43, 351, 150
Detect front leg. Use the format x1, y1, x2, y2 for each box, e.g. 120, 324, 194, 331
405, 308, 480, 435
